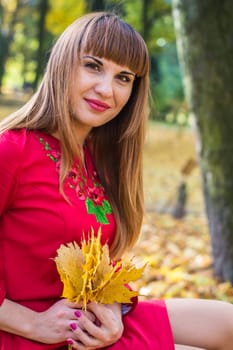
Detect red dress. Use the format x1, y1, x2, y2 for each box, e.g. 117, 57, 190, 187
0, 129, 174, 349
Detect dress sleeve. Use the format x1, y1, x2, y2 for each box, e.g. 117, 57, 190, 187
0, 131, 23, 214
0, 130, 24, 305
121, 296, 138, 315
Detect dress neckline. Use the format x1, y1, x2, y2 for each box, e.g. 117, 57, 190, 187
35, 130, 60, 148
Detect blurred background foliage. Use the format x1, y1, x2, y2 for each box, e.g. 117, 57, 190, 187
0, 0, 186, 126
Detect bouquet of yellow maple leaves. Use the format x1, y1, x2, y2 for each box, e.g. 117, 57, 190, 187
54, 228, 145, 310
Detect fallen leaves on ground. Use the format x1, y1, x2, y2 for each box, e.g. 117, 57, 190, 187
129, 213, 233, 303
129, 123, 233, 303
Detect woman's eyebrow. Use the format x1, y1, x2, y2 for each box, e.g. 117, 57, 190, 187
120, 71, 135, 77
83, 55, 103, 66
83, 54, 135, 77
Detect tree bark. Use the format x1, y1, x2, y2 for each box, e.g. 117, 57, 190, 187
142, 0, 150, 41
172, 0, 233, 281
87, 0, 106, 11
32, 0, 49, 90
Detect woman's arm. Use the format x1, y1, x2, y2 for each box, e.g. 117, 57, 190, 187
166, 298, 233, 350
0, 298, 87, 344
0, 298, 123, 347
175, 346, 206, 350
0, 298, 38, 340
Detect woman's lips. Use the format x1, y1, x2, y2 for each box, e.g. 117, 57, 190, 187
85, 98, 110, 112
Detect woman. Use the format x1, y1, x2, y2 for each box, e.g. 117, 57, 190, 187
0, 12, 233, 350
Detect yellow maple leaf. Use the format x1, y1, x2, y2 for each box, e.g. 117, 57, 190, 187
54, 241, 85, 301
94, 263, 144, 304
54, 227, 145, 309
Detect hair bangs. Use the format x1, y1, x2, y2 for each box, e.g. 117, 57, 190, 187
79, 14, 149, 77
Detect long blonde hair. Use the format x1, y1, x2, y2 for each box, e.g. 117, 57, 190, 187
0, 12, 150, 258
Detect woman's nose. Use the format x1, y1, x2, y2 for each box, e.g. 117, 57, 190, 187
94, 75, 113, 97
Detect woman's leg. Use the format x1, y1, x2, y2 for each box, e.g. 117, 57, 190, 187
175, 346, 206, 350
166, 298, 233, 350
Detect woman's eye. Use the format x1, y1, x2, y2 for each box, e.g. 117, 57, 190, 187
84, 62, 100, 72
118, 75, 131, 83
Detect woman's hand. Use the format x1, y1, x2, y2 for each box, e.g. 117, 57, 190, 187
33, 299, 95, 345
0, 298, 123, 347
67, 302, 124, 349
0, 298, 94, 345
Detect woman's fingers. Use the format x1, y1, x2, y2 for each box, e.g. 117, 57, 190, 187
87, 302, 118, 325
67, 302, 123, 348
70, 323, 100, 348
68, 310, 104, 348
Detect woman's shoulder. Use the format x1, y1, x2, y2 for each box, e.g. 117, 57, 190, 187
0, 128, 43, 160
0, 128, 54, 147
0, 128, 27, 153
0, 128, 57, 176
0, 127, 28, 141
0, 129, 29, 179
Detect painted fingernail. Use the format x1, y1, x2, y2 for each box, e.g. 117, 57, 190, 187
74, 310, 82, 318
95, 318, 101, 327
67, 338, 74, 345
70, 322, 77, 331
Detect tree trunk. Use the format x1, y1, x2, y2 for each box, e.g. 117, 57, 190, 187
172, 0, 233, 281
87, 0, 106, 11
32, 0, 49, 90
142, 0, 150, 41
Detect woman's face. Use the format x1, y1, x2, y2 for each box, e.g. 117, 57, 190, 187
69, 54, 136, 140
